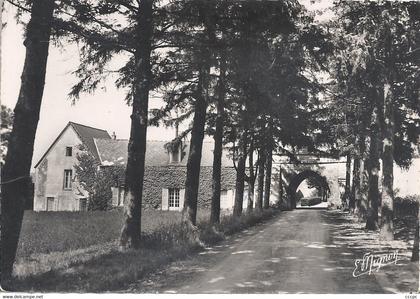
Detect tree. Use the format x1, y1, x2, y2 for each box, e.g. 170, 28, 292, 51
330, 1, 420, 234
380, 77, 394, 239
343, 153, 351, 209
245, 139, 258, 211
1, 0, 55, 284
150, 0, 327, 221
365, 106, 381, 230
157, 0, 305, 221
222, 0, 315, 216
376, 3, 420, 240
180, 2, 217, 227
263, 146, 273, 209
0, 105, 14, 166
350, 150, 360, 212
255, 147, 266, 211
56, 0, 161, 249
210, 51, 227, 224
411, 203, 419, 262
233, 130, 247, 217
119, 0, 154, 249
74, 146, 124, 210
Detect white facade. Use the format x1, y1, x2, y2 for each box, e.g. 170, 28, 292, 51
34, 126, 88, 211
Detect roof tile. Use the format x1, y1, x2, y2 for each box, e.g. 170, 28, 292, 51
70, 122, 111, 160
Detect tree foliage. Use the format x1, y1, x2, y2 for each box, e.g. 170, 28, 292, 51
0, 105, 14, 166
74, 145, 124, 211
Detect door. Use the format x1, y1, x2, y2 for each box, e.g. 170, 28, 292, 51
46, 197, 54, 211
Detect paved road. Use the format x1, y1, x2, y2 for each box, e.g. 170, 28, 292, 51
131, 210, 391, 293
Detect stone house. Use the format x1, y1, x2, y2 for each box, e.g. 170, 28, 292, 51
95, 138, 238, 211
33, 122, 111, 211
33, 122, 239, 212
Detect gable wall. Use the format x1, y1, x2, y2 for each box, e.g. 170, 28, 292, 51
34, 126, 87, 211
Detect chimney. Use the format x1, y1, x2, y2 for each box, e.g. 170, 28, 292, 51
112, 131, 116, 140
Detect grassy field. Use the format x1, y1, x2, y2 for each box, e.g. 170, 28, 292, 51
17, 208, 185, 258
11, 208, 279, 292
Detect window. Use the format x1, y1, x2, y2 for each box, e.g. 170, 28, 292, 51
64, 169, 72, 189
65, 146, 72, 156
46, 197, 54, 211
171, 147, 179, 163
170, 146, 180, 163
79, 198, 88, 211
169, 188, 180, 209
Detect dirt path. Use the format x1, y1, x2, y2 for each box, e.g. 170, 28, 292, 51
126, 210, 417, 294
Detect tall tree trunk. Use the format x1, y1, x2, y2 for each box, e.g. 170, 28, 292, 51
233, 132, 247, 217
247, 141, 255, 211
0, 0, 2, 93
263, 148, 272, 209
380, 81, 394, 240
411, 203, 419, 262
119, 0, 153, 249
278, 166, 283, 205
350, 156, 360, 212
210, 56, 226, 225
366, 106, 380, 231
0, 0, 55, 284
183, 70, 209, 226
344, 152, 351, 209
183, 7, 214, 226
255, 149, 266, 211
356, 134, 368, 220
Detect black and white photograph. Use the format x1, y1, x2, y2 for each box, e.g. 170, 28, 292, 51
0, 0, 419, 296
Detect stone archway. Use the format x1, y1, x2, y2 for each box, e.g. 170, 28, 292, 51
286, 170, 330, 209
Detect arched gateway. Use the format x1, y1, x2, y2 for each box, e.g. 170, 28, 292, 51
272, 153, 347, 210
286, 170, 330, 209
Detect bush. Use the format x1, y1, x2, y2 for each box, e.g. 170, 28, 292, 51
141, 221, 203, 251
394, 195, 419, 218
199, 208, 278, 241
141, 209, 279, 250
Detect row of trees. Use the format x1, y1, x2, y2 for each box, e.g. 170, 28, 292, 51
0, 0, 318, 282
320, 1, 420, 242
1, 0, 419, 283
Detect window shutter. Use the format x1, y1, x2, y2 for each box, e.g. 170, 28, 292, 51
111, 187, 118, 206
179, 189, 185, 210
227, 190, 234, 209
162, 188, 169, 210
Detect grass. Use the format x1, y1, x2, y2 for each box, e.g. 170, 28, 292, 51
13, 208, 191, 279
17, 209, 186, 258
17, 209, 124, 258
10, 208, 279, 292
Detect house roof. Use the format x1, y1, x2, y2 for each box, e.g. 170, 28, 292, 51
94, 139, 235, 167
70, 122, 111, 160
34, 122, 111, 168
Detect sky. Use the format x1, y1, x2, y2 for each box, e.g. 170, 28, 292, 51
1, 6, 178, 168
1, 0, 333, 169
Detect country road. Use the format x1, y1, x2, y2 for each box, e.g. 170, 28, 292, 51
127, 209, 417, 294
